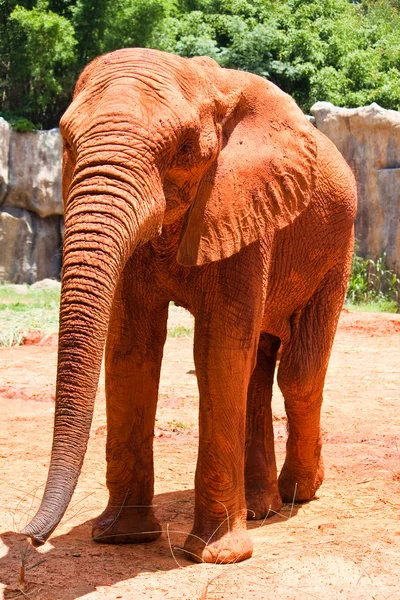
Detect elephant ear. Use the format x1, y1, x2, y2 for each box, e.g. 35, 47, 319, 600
176, 77, 317, 266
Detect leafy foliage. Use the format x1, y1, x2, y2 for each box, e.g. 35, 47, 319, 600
0, 0, 400, 127
1, 1, 76, 127
346, 252, 400, 311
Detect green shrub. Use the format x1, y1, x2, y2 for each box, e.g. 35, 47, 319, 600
346, 251, 400, 311
0, 113, 38, 132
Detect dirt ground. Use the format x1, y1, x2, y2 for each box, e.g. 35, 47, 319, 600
0, 308, 399, 600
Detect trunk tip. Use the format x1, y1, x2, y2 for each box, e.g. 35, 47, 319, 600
21, 523, 48, 547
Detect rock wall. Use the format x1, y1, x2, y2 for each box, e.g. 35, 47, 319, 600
311, 102, 400, 274
0, 118, 63, 283
1, 103, 400, 282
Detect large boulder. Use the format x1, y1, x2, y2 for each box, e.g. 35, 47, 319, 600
0, 124, 64, 283
32, 214, 63, 281
0, 118, 11, 204
311, 102, 400, 273
0, 205, 34, 283
31, 278, 61, 291
0, 204, 62, 283
7, 128, 63, 218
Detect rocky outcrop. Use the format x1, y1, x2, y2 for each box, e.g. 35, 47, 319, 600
0, 204, 62, 283
0, 118, 63, 283
311, 102, 400, 274
7, 128, 63, 218
0, 205, 33, 283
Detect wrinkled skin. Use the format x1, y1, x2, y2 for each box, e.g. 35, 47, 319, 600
22, 48, 356, 564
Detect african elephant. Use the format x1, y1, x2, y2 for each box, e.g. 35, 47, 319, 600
22, 48, 356, 564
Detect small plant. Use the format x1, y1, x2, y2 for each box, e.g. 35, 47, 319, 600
346, 251, 399, 312
168, 420, 194, 432
17, 540, 45, 591
167, 325, 193, 338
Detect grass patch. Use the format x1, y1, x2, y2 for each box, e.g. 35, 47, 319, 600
345, 300, 398, 313
167, 325, 193, 338
0, 285, 193, 346
0, 283, 60, 346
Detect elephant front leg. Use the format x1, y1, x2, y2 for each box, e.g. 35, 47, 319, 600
245, 335, 282, 520
183, 328, 259, 564
92, 270, 168, 544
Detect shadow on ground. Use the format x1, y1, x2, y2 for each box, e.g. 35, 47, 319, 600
0, 488, 298, 599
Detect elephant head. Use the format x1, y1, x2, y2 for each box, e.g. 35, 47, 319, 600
22, 48, 316, 545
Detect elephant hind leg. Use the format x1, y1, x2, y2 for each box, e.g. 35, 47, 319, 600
277, 262, 350, 503
245, 333, 282, 520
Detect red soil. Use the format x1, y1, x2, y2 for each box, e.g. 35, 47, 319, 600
0, 309, 399, 599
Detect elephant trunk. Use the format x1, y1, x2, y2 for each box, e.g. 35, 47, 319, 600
22, 248, 116, 545
21, 160, 165, 546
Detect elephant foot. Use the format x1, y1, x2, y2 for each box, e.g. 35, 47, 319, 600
183, 527, 253, 564
246, 487, 283, 520
92, 504, 162, 544
278, 458, 324, 503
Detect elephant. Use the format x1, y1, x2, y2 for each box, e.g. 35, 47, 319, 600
21, 48, 356, 564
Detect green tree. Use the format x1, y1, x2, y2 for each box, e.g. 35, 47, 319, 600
164, 0, 400, 111
70, 0, 109, 66
102, 0, 173, 55
1, 0, 400, 128
1, 1, 76, 127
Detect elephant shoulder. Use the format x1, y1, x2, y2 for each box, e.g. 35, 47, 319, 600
312, 129, 357, 224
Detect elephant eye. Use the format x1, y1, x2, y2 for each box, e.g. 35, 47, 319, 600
63, 139, 76, 158
174, 130, 217, 170
179, 141, 195, 156
172, 139, 198, 169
